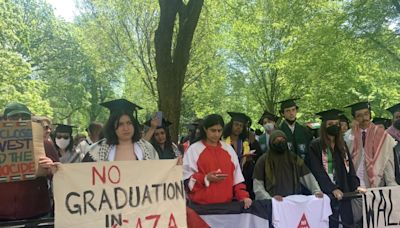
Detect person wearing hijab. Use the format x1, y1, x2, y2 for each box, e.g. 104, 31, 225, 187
83, 99, 158, 162
253, 130, 322, 201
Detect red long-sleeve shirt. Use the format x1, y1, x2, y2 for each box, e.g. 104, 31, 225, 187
183, 140, 249, 204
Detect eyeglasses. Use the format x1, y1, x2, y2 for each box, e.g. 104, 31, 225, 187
56, 135, 70, 140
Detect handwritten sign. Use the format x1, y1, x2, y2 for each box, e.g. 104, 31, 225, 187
54, 160, 187, 228
363, 186, 400, 228
0, 121, 46, 182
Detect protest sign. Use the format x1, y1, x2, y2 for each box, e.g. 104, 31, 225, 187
0, 121, 46, 182
363, 186, 400, 228
54, 160, 186, 228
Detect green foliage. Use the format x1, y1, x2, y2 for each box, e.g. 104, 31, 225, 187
1, 0, 399, 133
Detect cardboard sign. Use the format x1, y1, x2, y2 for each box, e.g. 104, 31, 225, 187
0, 121, 46, 182
54, 160, 187, 228
363, 186, 400, 228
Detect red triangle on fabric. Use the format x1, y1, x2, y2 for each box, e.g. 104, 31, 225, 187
297, 213, 310, 228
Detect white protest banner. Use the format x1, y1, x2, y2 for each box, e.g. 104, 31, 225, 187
0, 121, 46, 182
363, 186, 400, 228
54, 160, 186, 228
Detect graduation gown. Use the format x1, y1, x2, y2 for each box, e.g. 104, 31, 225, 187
394, 143, 400, 184
279, 121, 313, 163
308, 138, 360, 228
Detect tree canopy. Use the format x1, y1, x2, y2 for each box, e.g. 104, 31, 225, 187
1, 0, 399, 138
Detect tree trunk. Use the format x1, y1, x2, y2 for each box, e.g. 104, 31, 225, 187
155, 0, 204, 142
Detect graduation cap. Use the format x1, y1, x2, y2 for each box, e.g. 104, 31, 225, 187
372, 117, 392, 129
186, 119, 203, 131
227, 112, 251, 125
144, 118, 172, 128
344, 101, 370, 116
315, 109, 343, 121
386, 103, 400, 115
258, 110, 279, 125
277, 98, 299, 111
100, 98, 143, 118
54, 124, 76, 134
339, 114, 350, 124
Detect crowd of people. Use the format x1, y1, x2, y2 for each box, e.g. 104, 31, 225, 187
1, 98, 400, 228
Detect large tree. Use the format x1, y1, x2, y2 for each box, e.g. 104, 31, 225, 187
154, 0, 204, 142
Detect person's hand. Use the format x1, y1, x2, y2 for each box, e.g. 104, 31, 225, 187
39, 156, 60, 175
39, 156, 54, 169
314, 191, 324, 198
150, 117, 160, 129
356, 186, 367, 194
242, 197, 252, 209
206, 170, 227, 183
332, 189, 343, 200
176, 155, 183, 165
273, 195, 284, 201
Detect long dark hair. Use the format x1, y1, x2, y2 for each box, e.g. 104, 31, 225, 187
150, 126, 173, 151
104, 111, 141, 145
198, 114, 225, 141
222, 120, 248, 140
320, 120, 347, 158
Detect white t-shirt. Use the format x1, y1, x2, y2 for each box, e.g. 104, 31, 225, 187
272, 195, 332, 228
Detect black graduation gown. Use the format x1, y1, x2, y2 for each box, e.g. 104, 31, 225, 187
393, 142, 400, 184
242, 140, 262, 200
308, 138, 360, 228
279, 121, 313, 164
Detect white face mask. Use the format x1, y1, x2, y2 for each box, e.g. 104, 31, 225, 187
56, 138, 70, 150
263, 123, 275, 132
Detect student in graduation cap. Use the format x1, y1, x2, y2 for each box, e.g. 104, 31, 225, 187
181, 119, 202, 153
83, 99, 159, 162
386, 103, 400, 184
52, 124, 82, 163
338, 114, 350, 134
372, 117, 392, 130
223, 112, 262, 199
278, 98, 313, 162
307, 109, 363, 228
344, 101, 397, 188
143, 116, 180, 159
257, 110, 279, 154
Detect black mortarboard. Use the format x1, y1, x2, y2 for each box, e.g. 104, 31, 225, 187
54, 124, 76, 134
227, 112, 251, 124
386, 103, 400, 115
186, 120, 201, 131
277, 98, 299, 111
372, 117, 392, 129
100, 98, 143, 118
339, 114, 349, 123
258, 110, 279, 125
144, 118, 172, 128
345, 101, 370, 115
315, 109, 343, 121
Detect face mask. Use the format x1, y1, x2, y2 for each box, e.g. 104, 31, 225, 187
394, 119, 400, 130
271, 141, 288, 153
56, 138, 70, 150
263, 123, 275, 132
326, 125, 340, 136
